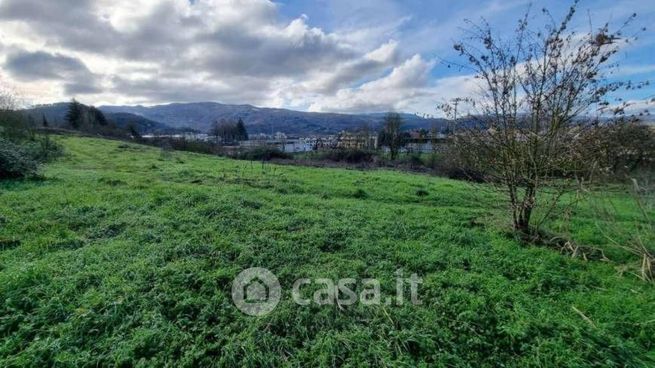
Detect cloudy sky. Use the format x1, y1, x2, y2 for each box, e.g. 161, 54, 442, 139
0, 0, 653, 115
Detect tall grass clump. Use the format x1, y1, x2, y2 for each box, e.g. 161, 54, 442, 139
589, 177, 655, 282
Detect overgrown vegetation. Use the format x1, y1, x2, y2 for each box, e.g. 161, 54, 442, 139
137, 136, 291, 162
586, 177, 655, 282
580, 121, 655, 178
0, 89, 63, 179
314, 148, 375, 163
143, 136, 222, 155
0, 136, 653, 366
233, 146, 291, 161
0, 138, 38, 179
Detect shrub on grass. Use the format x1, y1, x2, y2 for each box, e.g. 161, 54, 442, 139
144, 137, 219, 156
0, 138, 39, 179
235, 147, 292, 161
399, 153, 424, 169
443, 166, 486, 183
423, 153, 441, 170
318, 149, 374, 163
22, 135, 64, 163
425, 154, 485, 183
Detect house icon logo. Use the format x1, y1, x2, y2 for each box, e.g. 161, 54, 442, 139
231, 267, 281, 316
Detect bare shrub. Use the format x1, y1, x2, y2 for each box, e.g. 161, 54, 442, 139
441, 1, 646, 234
577, 121, 655, 178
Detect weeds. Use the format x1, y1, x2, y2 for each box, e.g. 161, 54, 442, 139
585, 177, 655, 282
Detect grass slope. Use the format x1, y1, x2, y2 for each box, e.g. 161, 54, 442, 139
0, 137, 653, 367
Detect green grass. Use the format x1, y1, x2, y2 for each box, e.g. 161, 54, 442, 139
0, 136, 653, 367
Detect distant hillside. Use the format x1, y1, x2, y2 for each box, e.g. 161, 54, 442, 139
104, 112, 193, 134
24, 102, 651, 137
99, 102, 449, 135
23, 103, 181, 134
24, 103, 70, 127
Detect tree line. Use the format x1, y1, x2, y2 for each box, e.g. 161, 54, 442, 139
209, 118, 248, 144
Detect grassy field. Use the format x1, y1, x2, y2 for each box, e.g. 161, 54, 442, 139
0, 136, 653, 367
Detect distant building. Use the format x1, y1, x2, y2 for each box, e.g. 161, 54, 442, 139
335, 131, 378, 150
401, 130, 449, 153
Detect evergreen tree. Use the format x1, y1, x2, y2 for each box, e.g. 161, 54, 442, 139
42, 114, 49, 127
65, 99, 83, 129
127, 124, 141, 140
90, 106, 108, 126
236, 118, 248, 141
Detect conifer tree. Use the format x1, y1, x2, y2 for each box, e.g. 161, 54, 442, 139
236, 117, 248, 141
65, 99, 83, 129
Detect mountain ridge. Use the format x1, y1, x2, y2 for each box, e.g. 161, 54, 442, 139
23, 102, 185, 134
24, 101, 449, 135
98, 101, 449, 135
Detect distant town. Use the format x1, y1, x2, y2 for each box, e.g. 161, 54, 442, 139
143, 129, 450, 154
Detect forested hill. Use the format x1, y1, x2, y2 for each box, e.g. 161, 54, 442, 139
23, 103, 181, 134
98, 102, 449, 135
26, 101, 449, 135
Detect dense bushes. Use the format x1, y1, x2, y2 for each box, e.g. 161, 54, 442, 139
145, 137, 220, 155
234, 146, 292, 161
1, 107, 64, 179
398, 153, 425, 169
0, 138, 38, 179
0, 136, 64, 179
441, 166, 487, 183
316, 148, 374, 163
578, 121, 655, 178
22, 135, 65, 163
439, 122, 655, 183
141, 138, 293, 162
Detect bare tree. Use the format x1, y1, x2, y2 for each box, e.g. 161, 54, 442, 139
0, 80, 20, 118
441, 1, 644, 234
0, 82, 28, 140
379, 112, 405, 160
0, 87, 17, 111
209, 120, 221, 144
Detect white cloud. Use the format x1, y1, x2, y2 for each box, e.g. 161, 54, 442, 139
294, 40, 400, 95
0, 0, 411, 109
1, 0, 650, 115
0, 0, 452, 111
308, 54, 436, 113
